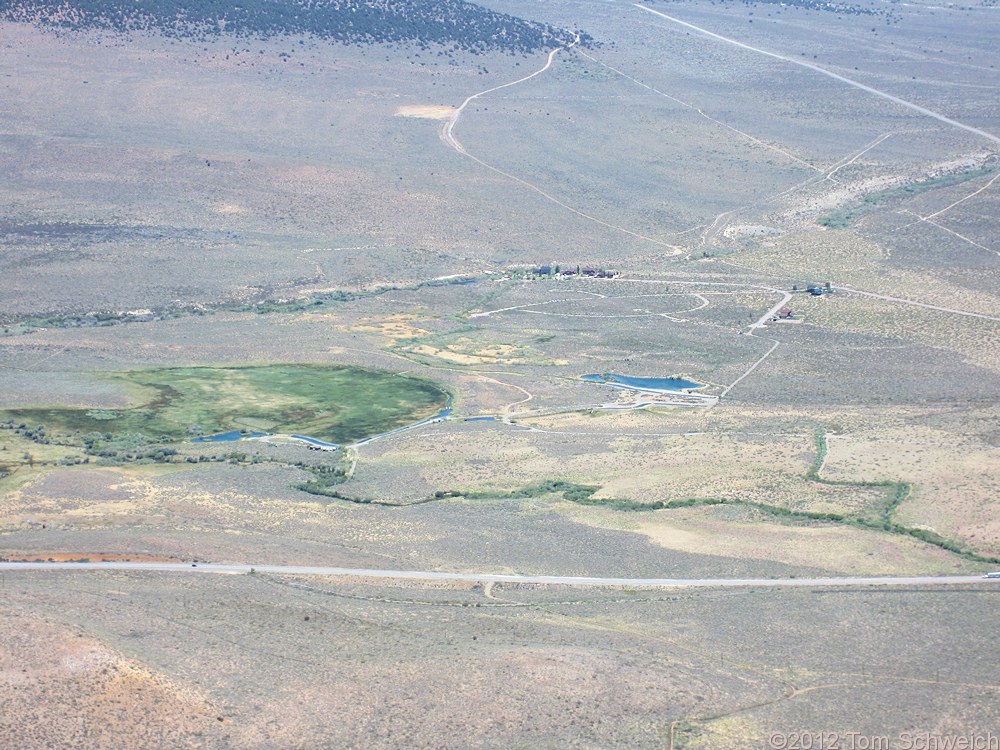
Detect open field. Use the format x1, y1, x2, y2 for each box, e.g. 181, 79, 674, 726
1, 0, 998, 745
1, 275, 997, 555
1, 571, 997, 749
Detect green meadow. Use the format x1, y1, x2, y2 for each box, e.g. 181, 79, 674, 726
1, 364, 448, 447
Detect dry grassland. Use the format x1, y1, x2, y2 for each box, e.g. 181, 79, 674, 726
333, 399, 998, 569
400, 338, 546, 366
0, 609, 225, 749
4, 569, 996, 749
738, 230, 998, 319
0, 574, 787, 749
2, 0, 999, 744
824, 434, 1000, 556
803, 294, 1000, 373
686, 680, 999, 750
352, 416, 871, 513
560, 503, 966, 576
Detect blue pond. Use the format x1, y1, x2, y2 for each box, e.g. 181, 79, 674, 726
192, 430, 268, 443
464, 416, 496, 422
581, 373, 702, 392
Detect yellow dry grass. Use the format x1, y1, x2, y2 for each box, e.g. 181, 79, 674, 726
592, 432, 881, 516
401, 338, 537, 365
349, 403, 993, 562
348, 315, 430, 344
561, 503, 966, 576
211, 203, 246, 214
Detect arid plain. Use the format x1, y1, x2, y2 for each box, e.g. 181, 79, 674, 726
1, 0, 998, 746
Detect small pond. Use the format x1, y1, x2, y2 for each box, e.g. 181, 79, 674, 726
581, 373, 702, 392
192, 430, 268, 443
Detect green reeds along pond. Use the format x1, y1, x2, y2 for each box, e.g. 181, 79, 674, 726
1, 365, 449, 447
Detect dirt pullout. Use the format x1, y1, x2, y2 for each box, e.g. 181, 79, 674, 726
394, 104, 458, 119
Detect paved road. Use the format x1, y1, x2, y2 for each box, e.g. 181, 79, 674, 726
0, 562, 992, 589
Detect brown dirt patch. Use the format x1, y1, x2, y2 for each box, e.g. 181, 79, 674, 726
1, 552, 177, 563
0, 610, 225, 749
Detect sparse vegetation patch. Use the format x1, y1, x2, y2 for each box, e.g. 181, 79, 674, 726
818, 167, 996, 228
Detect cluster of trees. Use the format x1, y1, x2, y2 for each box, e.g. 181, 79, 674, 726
2, 0, 590, 54
76, 430, 179, 463
296, 463, 348, 496
1, 421, 49, 444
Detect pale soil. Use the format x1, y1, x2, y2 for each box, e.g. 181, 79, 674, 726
393, 104, 458, 120
400, 339, 552, 366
